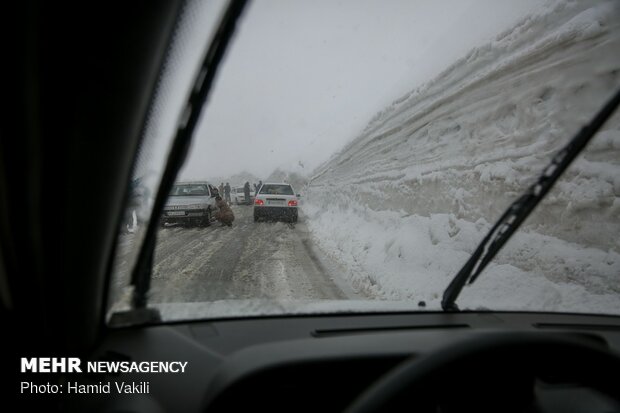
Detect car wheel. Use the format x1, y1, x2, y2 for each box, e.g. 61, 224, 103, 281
254, 213, 259, 222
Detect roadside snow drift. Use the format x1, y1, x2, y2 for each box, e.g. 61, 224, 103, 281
303, 0, 620, 313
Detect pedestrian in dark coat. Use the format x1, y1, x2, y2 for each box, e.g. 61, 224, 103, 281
243, 181, 251, 205
214, 196, 234, 226
224, 182, 231, 204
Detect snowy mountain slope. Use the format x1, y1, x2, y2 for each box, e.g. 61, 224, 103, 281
303, 0, 620, 313
265, 168, 308, 193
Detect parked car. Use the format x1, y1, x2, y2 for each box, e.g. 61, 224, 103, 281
160, 181, 215, 227
253, 182, 299, 222
232, 186, 255, 205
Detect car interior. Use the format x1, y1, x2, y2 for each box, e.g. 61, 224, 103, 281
2, 1, 620, 412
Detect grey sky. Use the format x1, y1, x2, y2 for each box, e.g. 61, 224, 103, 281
179, 0, 544, 181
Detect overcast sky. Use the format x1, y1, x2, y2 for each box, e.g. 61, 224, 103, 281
178, 0, 544, 181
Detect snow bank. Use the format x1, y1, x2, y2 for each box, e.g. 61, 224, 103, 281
303, 0, 620, 314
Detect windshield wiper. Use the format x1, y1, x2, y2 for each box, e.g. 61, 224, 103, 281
442, 88, 620, 312
110, 0, 249, 326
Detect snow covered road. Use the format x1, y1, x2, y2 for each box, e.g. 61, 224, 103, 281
111, 205, 362, 313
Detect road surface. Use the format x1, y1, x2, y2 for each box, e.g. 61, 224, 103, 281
111, 204, 361, 308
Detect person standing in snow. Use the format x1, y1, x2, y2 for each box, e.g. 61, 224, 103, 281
219, 182, 224, 197
224, 182, 231, 204
256, 180, 263, 194
243, 181, 251, 205
214, 196, 234, 227
209, 184, 219, 197
123, 177, 148, 233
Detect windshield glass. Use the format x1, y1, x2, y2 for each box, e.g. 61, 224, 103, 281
259, 184, 294, 195
170, 184, 209, 196
108, 0, 620, 323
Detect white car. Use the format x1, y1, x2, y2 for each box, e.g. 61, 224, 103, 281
160, 181, 216, 227
253, 182, 299, 222
232, 186, 255, 205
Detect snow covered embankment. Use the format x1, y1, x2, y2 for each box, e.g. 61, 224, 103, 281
302, 0, 620, 313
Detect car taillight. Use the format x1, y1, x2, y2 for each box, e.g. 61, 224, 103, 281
255, 199, 264, 206
288, 200, 298, 206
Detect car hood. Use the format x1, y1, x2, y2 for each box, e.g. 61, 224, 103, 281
150, 299, 425, 322
165, 195, 211, 207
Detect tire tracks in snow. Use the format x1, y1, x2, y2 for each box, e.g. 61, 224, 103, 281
146, 205, 353, 304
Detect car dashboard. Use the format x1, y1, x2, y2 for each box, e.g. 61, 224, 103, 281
67, 311, 620, 413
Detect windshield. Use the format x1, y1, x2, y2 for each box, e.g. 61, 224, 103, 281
259, 184, 294, 195
170, 184, 209, 196
108, 0, 620, 324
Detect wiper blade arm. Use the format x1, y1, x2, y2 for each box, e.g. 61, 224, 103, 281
129, 0, 249, 312
442, 88, 620, 312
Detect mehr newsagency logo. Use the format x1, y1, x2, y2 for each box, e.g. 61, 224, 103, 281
19, 357, 188, 395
